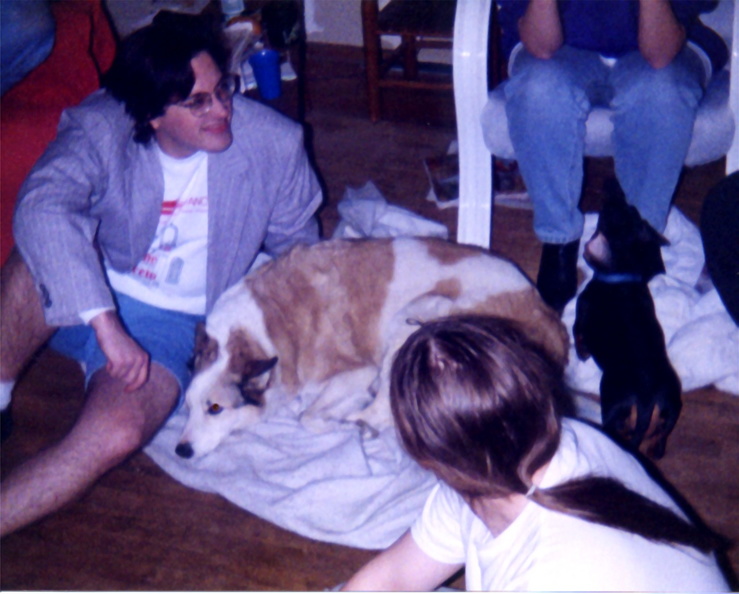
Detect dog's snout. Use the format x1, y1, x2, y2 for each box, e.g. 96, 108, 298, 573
175, 442, 195, 459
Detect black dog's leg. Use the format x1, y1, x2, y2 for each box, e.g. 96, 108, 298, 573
601, 378, 632, 446
647, 377, 683, 459
630, 399, 656, 454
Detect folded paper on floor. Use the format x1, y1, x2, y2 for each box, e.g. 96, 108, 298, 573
146, 198, 737, 550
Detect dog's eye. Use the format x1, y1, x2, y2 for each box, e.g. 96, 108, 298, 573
207, 403, 224, 415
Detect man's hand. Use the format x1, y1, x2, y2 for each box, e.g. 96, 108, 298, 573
90, 310, 150, 391
519, 0, 563, 60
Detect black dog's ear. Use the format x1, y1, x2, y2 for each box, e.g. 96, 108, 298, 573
639, 222, 670, 247
656, 230, 670, 247
637, 221, 668, 277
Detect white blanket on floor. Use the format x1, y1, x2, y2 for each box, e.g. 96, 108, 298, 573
563, 208, 739, 405
145, 199, 738, 551
145, 392, 436, 549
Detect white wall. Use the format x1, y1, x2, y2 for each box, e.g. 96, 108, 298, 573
304, 0, 362, 46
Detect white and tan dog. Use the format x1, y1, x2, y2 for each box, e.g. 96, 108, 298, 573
175, 237, 568, 458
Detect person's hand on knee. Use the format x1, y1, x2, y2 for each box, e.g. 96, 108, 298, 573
90, 310, 150, 391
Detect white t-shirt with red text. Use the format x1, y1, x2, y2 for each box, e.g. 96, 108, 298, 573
107, 147, 209, 314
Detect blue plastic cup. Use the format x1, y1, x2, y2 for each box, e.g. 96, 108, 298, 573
248, 49, 281, 100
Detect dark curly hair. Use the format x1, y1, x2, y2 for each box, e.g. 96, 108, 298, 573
103, 11, 230, 144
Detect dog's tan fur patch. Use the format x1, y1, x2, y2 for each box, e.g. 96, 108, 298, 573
430, 278, 463, 300
466, 288, 570, 366
247, 239, 395, 392
226, 329, 271, 376
422, 240, 568, 362
424, 236, 487, 265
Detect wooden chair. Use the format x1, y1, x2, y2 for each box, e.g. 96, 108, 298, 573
452, 0, 739, 249
361, 0, 456, 122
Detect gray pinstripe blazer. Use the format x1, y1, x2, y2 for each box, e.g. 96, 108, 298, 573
13, 91, 322, 326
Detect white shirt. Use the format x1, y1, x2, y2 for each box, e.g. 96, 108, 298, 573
106, 147, 209, 314
412, 419, 729, 592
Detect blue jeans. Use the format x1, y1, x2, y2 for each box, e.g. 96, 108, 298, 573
504, 45, 705, 244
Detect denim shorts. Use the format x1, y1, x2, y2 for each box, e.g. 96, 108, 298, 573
48, 292, 205, 402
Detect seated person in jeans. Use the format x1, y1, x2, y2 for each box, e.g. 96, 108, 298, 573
495, 0, 727, 312
343, 315, 730, 591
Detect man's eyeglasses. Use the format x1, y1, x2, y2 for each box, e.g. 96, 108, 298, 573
172, 74, 239, 117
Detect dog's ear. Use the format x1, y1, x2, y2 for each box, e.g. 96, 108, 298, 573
191, 323, 218, 372
243, 357, 279, 380
195, 322, 208, 349
638, 221, 668, 277
638, 220, 669, 247
238, 357, 278, 407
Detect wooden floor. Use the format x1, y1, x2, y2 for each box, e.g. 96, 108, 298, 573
1, 43, 737, 590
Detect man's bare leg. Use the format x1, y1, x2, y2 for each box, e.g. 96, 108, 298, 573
1, 250, 56, 438
0, 362, 179, 537
1, 249, 55, 382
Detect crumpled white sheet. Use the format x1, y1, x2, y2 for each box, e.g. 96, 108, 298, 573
333, 181, 449, 240
145, 184, 443, 550
563, 207, 739, 403
145, 390, 436, 549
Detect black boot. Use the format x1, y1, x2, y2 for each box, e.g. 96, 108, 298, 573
536, 240, 579, 314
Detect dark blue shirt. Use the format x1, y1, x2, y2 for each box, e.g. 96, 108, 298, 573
497, 0, 728, 73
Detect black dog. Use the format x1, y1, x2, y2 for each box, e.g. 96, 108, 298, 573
574, 180, 681, 459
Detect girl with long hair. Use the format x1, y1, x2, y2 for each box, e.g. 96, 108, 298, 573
343, 315, 730, 591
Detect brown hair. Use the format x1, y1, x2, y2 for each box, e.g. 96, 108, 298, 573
390, 315, 724, 553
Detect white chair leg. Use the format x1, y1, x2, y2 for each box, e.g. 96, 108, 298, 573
726, 0, 739, 174
453, 0, 494, 248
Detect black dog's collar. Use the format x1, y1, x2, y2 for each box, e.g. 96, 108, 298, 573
593, 271, 644, 283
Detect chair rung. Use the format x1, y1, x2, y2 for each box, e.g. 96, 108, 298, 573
378, 78, 453, 91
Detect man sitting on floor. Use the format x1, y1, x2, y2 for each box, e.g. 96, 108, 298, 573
0, 11, 322, 537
